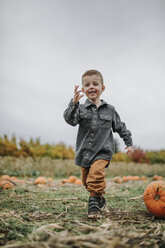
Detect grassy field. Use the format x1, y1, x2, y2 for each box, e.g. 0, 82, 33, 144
0, 157, 165, 247
0, 156, 165, 178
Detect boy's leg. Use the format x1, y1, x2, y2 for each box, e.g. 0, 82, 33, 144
86, 159, 109, 196
86, 159, 109, 218
81, 167, 89, 187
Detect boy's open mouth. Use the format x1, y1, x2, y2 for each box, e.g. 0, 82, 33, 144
88, 90, 96, 94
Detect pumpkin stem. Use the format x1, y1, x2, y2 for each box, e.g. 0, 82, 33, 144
154, 194, 160, 201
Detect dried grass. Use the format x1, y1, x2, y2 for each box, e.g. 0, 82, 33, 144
1, 156, 165, 178
2, 217, 164, 248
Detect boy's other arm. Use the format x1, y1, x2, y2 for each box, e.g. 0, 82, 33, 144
112, 109, 133, 148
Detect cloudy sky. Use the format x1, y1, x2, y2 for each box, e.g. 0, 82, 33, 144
0, 0, 165, 151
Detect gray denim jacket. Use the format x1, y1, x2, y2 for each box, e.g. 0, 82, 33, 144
64, 98, 133, 168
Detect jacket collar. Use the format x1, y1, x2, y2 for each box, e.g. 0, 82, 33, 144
84, 99, 108, 108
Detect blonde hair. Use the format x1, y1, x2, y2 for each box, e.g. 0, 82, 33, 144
82, 70, 104, 84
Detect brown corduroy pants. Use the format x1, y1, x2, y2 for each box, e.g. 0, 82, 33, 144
81, 159, 109, 197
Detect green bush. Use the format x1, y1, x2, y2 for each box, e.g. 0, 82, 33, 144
145, 150, 165, 164
112, 152, 131, 163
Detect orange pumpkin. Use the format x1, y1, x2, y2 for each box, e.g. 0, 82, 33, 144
113, 176, 123, 184
122, 176, 128, 182
157, 176, 163, 180
132, 176, 140, 181
35, 176, 47, 184
0, 180, 15, 189
127, 175, 134, 181
61, 179, 70, 184
0, 180, 5, 187
143, 180, 165, 218
1, 175, 11, 180
74, 179, 83, 185
68, 176, 77, 183
152, 175, 163, 181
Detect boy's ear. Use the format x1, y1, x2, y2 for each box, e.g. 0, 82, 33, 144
102, 85, 105, 92
82, 87, 84, 92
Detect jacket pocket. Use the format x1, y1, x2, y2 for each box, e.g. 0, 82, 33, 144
99, 114, 112, 128
79, 113, 92, 119
79, 112, 92, 129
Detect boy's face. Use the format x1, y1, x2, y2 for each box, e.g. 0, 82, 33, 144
82, 74, 105, 102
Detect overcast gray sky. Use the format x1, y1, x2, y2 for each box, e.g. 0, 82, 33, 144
0, 0, 165, 151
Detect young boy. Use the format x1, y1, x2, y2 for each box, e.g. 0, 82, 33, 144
64, 70, 133, 218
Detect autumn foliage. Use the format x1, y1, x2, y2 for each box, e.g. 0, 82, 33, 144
112, 147, 165, 164
0, 135, 165, 164
0, 135, 75, 159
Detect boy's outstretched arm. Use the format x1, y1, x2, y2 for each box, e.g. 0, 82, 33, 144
63, 85, 84, 126
112, 109, 133, 151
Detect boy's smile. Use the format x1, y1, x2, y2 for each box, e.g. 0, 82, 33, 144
82, 75, 105, 106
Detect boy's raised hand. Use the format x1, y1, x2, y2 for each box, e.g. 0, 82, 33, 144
125, 146, 133, 155
72, 85, 84, 103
